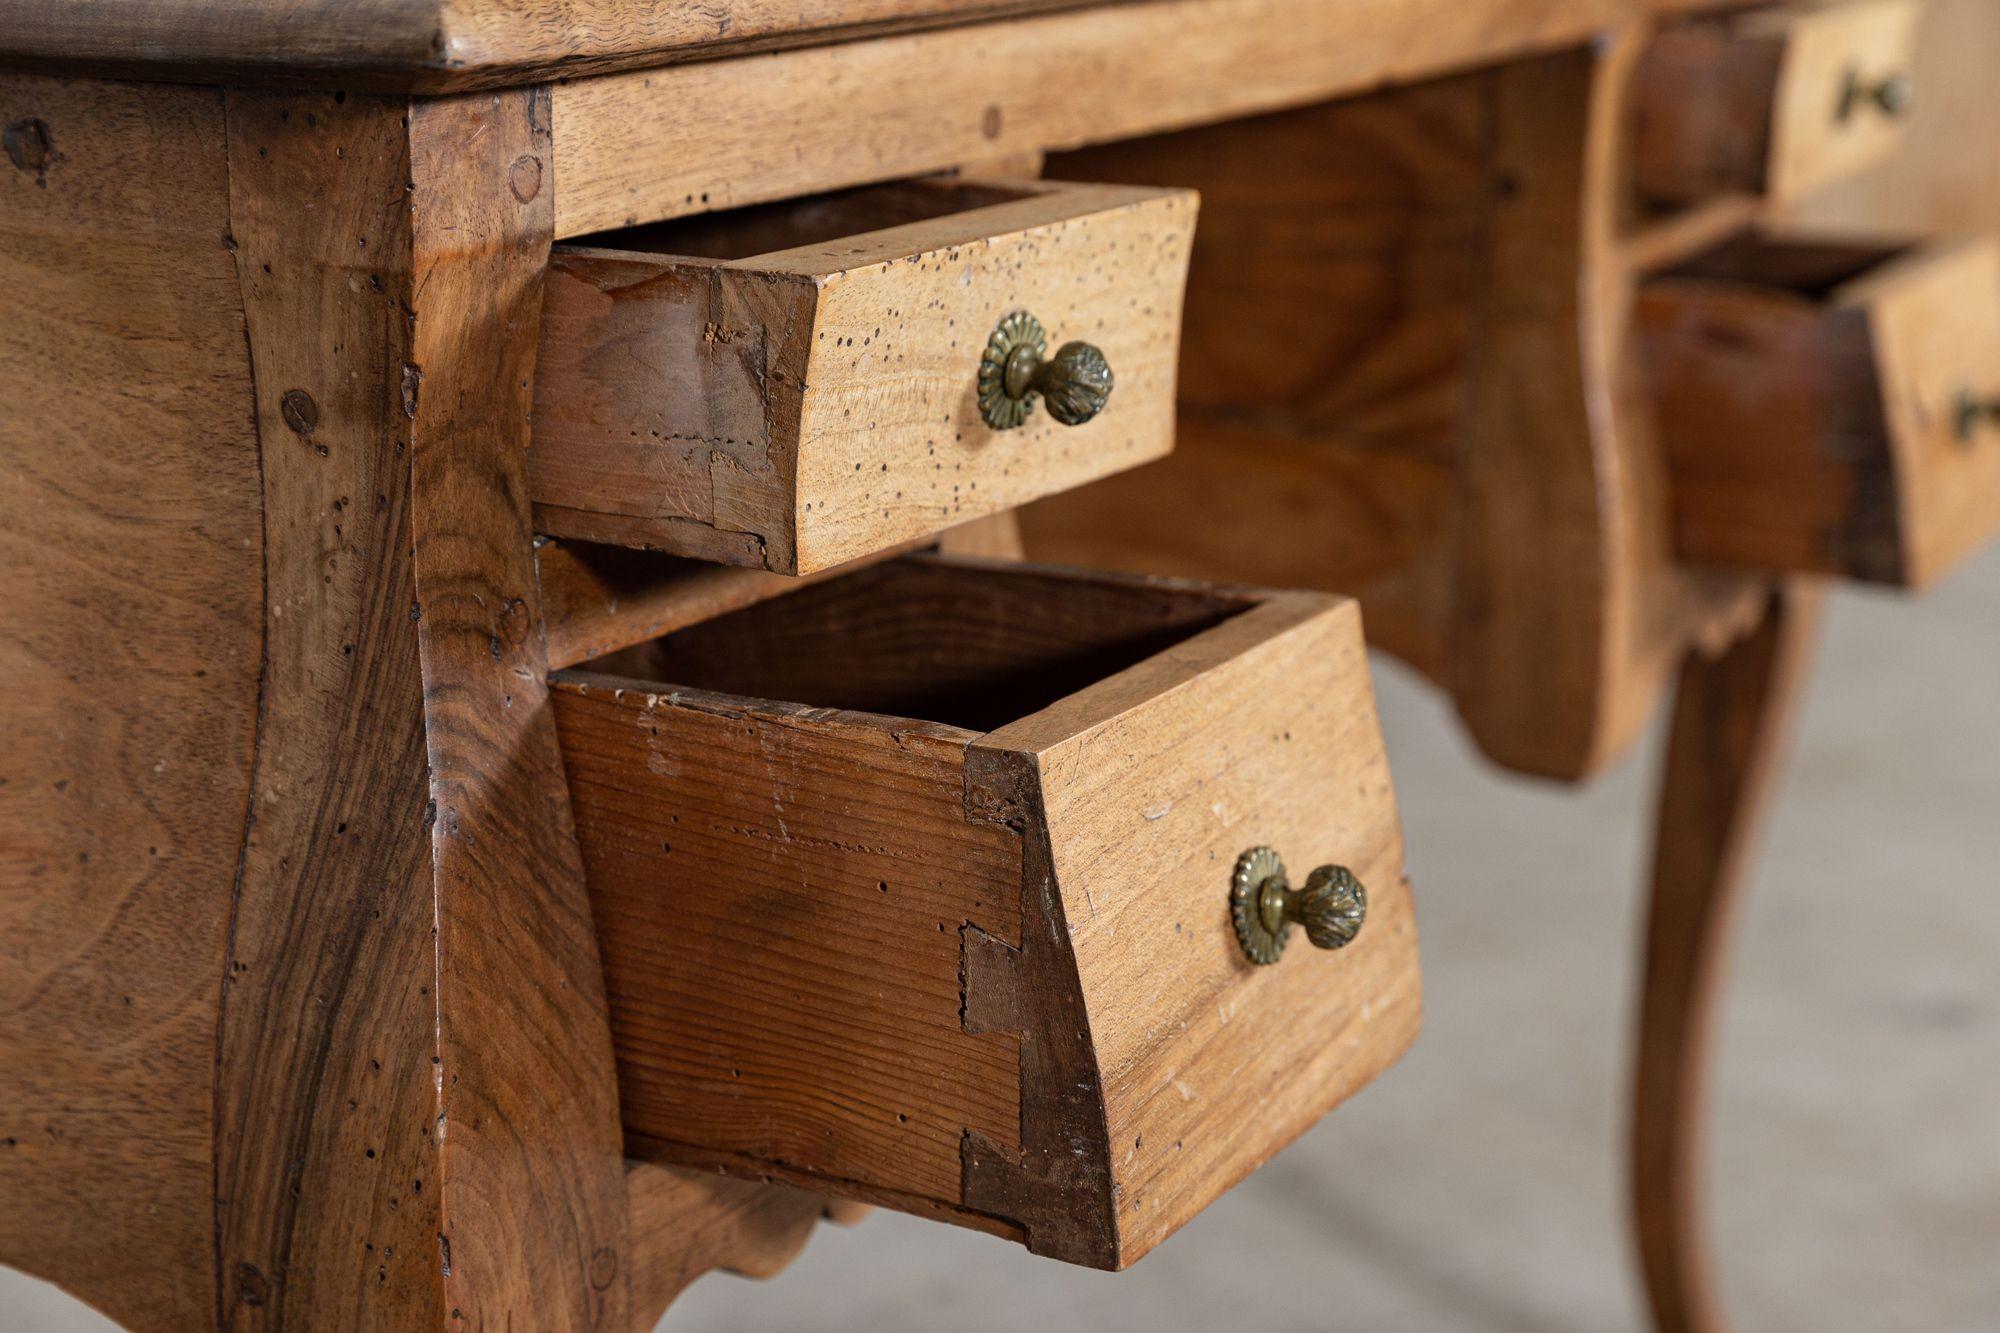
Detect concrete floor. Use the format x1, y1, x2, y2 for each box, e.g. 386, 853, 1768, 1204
5, 546, 1996, 1332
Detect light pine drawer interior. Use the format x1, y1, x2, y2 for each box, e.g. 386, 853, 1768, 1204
1639, 233, 2000, 587
1630, 0, 1921, 208
530, 178, 1198, 575
551, 555, 1420, 1269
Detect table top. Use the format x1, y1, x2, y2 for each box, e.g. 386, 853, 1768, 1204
0, 0, 1749, 93
0, 0, 1101, 91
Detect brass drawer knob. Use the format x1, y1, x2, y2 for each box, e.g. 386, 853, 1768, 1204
1838, 68, 1915, 122
978, 310, 1114, 430
1230, 846, 1368, 966
1956, 388, 2000, 443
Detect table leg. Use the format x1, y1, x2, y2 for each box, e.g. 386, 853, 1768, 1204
1631, 582, 1824, 1333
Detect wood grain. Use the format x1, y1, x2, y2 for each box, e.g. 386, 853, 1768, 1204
586, 555, 1250, 731
404, 88, 631, 1329
1639, 235, 2000, 587
1793, 0, 2000, 236
1632, 584, 1822, 1333
213, 88, 444, 1330
0, 68, 902, 1333
0, 73, 260, 1333
550, 0, 1649, 239
1023, 83, 1493, 679
623, 1161, 826, 1328
530, 180, 1195, 574
975, 591, 1420, 1265
0, 0, 1099, 91
217, 87, 633, 1329
1630, 1, 1920, 208
537, 538, 916, 671
1630, 10, 1786, 206
1462, 38, 1768, 778
553, 557, 1418, 1268
556, 683, 1026, 1203
1451, 46, 1633, 778
1030, 47, 1760, 780
1852, 236, 2000, 587
534, 515, 1014, 671
1023, 414, 1460, 676
1758, 0, 1919, 207
0, 0, 1766, 94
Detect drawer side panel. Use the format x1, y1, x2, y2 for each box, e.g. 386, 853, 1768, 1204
553, 678, 1025, 1203
531, 255, 810, 568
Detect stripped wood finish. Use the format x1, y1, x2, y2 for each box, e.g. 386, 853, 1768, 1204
1633, 585, 1823, 1333
1639, 235, 2000, 587
554, 557, 1420, 1269
567, 687, 1027, 1207
0, 75, 830, 1329
212, 88, 447, 1330
1023, 86, 1483, 679
0, 0, 1773, 96
404, 88, 633, 1328
211, 86, 638, 1329
536, 515, 1019, 672
0, 73, 260, 1332
977, 587, 1418, 1263
1025, 47, 1763, 780
1795, 0, 2000, 236
8, 0, 1943, 1327
1630, 0, 1920, 209
530, 179, 1195, 573
1451, 43, 1642, 777
0, 0, 1132, 90
537, 538, 922, 671
624, 1163, 828, 1329
549, 0, 1672, 238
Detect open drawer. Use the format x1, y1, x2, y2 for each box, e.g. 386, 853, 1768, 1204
530, 179, 1198, 575
1639, 234, 2000, 587
551, 555, 1419, 1269
1630, 0, 1921, 209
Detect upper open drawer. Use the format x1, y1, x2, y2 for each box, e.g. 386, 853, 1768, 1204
1639, 234, 2000, 587
529, 178, 1198, 575
551, 555, 1418, 1268
1630, 0, 1922, 208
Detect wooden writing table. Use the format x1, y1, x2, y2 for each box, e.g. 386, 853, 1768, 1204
3, 2, 1987, 1330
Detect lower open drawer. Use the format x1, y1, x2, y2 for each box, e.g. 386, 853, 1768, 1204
551, 554, 1419, 1269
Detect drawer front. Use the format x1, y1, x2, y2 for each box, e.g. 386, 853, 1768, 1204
964, 586, 1417, 1267
1632, 0, 1921, 207
1640, 237, 2000, 586
1849, 240, 2000, 586
530, 180, 1197, 575
550, 557, 1418, 1269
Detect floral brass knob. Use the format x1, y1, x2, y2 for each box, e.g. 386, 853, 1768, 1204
1838, 68, 1915, 121
978, 310, 1114, 430
1230, 846, 1368, 966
